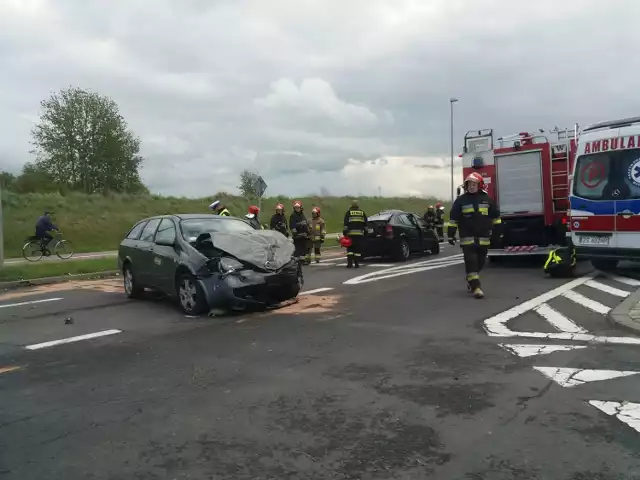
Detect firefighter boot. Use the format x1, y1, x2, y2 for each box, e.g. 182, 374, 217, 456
354, 255, 360, 268
473, 287, 485, 299
347, 255, 353, 268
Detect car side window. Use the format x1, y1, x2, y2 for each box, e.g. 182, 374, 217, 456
126, 221, 148, 240
414, 215, 427, 228
397, 214, 412, 226
155, 218, 177, 244
139, 218, 161, 242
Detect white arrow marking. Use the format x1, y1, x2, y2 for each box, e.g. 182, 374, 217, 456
500, 344, 586, 358
533, 367, 639, 387
589, 400, 640, 433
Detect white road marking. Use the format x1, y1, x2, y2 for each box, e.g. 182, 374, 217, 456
310, 262, 335, 266
484, 274, 594, 336
25, 329, 122, 350
589, 400, 640, 433
499, 344, 586, 358
0, 298, 64, 309
299, 287, 334, 296
533, 367, 639, 387
562, 290, 611, 314
584, 279, 631, 298
365, 263, 395, 268
605, 273, 640, 287
344, 255, 463, 285
534, 303, 588, 334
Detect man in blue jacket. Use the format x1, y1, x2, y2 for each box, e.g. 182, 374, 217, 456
35, 211, 59, 255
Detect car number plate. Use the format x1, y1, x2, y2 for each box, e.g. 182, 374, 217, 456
578, 235, 610, 246
367, 227, 374, 234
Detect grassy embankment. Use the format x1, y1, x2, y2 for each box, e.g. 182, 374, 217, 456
2, 191, 447, 260
0, 258, 117, 282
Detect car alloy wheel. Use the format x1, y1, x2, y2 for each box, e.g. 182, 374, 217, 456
124, 268, 134, 296
401, 239, 410, 259
179, 278, 198, 313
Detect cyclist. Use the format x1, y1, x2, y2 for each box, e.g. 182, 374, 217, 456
35, 211, 59, 255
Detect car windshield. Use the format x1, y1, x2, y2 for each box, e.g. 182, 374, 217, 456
573, 148, 640, 200
180, 217, 253, 241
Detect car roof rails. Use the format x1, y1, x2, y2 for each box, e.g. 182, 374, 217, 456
583, 116, 640, 133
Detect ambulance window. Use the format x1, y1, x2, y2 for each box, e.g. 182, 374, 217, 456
573, 149, 640, 200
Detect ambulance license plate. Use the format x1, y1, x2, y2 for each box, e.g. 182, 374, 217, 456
578, 235, 610, 245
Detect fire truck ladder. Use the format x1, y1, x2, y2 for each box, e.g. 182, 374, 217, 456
549, 127, 575, 216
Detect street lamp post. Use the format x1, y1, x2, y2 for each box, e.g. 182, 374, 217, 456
449, 97, 459, 203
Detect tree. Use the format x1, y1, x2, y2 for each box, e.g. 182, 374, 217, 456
13, 163, 60, 194
0, 171, 16, 191
238, 170, 261, 199
30, 86, 146, 194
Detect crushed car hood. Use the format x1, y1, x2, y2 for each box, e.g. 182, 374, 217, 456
197, 230, 295, 271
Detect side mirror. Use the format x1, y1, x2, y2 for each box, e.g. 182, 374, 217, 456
156, 237, 176, 247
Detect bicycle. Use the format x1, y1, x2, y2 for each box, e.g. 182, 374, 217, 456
22, 232, 74, 262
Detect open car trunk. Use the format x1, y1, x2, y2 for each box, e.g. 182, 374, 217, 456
194, 230, 295, 271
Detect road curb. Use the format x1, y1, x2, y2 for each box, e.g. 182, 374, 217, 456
607, 287, 640, 334
0, 270, 120, 291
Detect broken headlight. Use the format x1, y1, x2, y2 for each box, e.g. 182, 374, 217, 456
219, 257, 243, 274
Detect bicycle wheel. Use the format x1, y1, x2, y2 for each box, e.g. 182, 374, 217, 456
55, 240, 74, 259
22, 241, 43, 262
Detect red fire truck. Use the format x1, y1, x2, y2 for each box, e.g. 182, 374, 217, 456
458, 127, 578, 258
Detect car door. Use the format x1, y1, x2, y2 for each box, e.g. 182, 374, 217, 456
614, 149, 640, 254
151, 218, 179, 294
136, 217, 162, 287
397, 213, 420, 250
411, 214, 431, 251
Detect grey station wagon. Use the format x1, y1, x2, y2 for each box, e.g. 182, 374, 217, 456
118, 214, 303, 315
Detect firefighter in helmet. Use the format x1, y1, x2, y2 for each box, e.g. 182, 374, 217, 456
270, 203, 289, 237
290, 200, 311, 264
343, 199, 367, 268
310, 206, 326, 263
209, 200, 231, 216
423, 205, 436, 229
448, 172, 501, 298
434, 202, 445, 241
245, 205, 263, 229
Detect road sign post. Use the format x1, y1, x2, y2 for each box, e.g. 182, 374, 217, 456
0, 181, 4, 268
256, 176, 268, 213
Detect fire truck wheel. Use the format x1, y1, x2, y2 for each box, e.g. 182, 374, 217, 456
590, 259, 618, 272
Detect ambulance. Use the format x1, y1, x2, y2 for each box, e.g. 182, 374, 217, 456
569, 116, 640, 270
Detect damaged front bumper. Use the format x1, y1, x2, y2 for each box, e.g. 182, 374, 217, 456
197, 262, 302, 311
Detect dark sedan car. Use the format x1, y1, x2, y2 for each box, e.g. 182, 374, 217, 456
118, 214, 303, 315
362, 210, 440, 261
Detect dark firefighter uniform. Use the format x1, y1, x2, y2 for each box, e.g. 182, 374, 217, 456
435, 204, 445, 240
343, 201, 367, 268
290, 205, 311, 264
423, 206, 436, 228
270, 211, 289, 237
448, 185, 501, 298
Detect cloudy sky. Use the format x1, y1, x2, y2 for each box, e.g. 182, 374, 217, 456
1, 0, 639, 199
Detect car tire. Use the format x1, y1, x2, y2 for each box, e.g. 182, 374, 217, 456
591, 259, 618, 271
393, 238, 410, 262
176, 272, 208, 315
123, 263, 144, 299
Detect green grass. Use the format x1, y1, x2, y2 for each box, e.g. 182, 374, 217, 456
0, 257, 118, 282
2, 191, 448, 259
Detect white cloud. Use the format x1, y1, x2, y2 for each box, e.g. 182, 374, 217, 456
255, 78, 380, 128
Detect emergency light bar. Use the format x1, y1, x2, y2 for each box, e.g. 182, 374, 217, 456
583, 116, 640, 133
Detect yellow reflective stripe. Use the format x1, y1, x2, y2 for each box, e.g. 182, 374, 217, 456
346, 252, 354, 256
460, 237, 474, 245
461, 207, 475, 214
448, 220, 457, 226
349, 218, 365, 222
492, 218, 502, 225
349, 210, 364, 216
478, 239, 491, 246
479, 207, 489, 215
348, 231, 363, 235
467, 273, 480, 280
354, 253, 362, 257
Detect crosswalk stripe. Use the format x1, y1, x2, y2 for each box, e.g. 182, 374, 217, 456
534, 303, 588, 334
584, 280, 630, 298
589, 401, 640, 433
605, 273, 640, 287
562, 290, 611, 314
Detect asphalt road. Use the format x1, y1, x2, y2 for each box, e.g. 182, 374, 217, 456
1, 246, 639, 479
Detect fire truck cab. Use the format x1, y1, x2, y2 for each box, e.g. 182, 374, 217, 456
569, 116, 640, 270
459, 127, 577, 258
